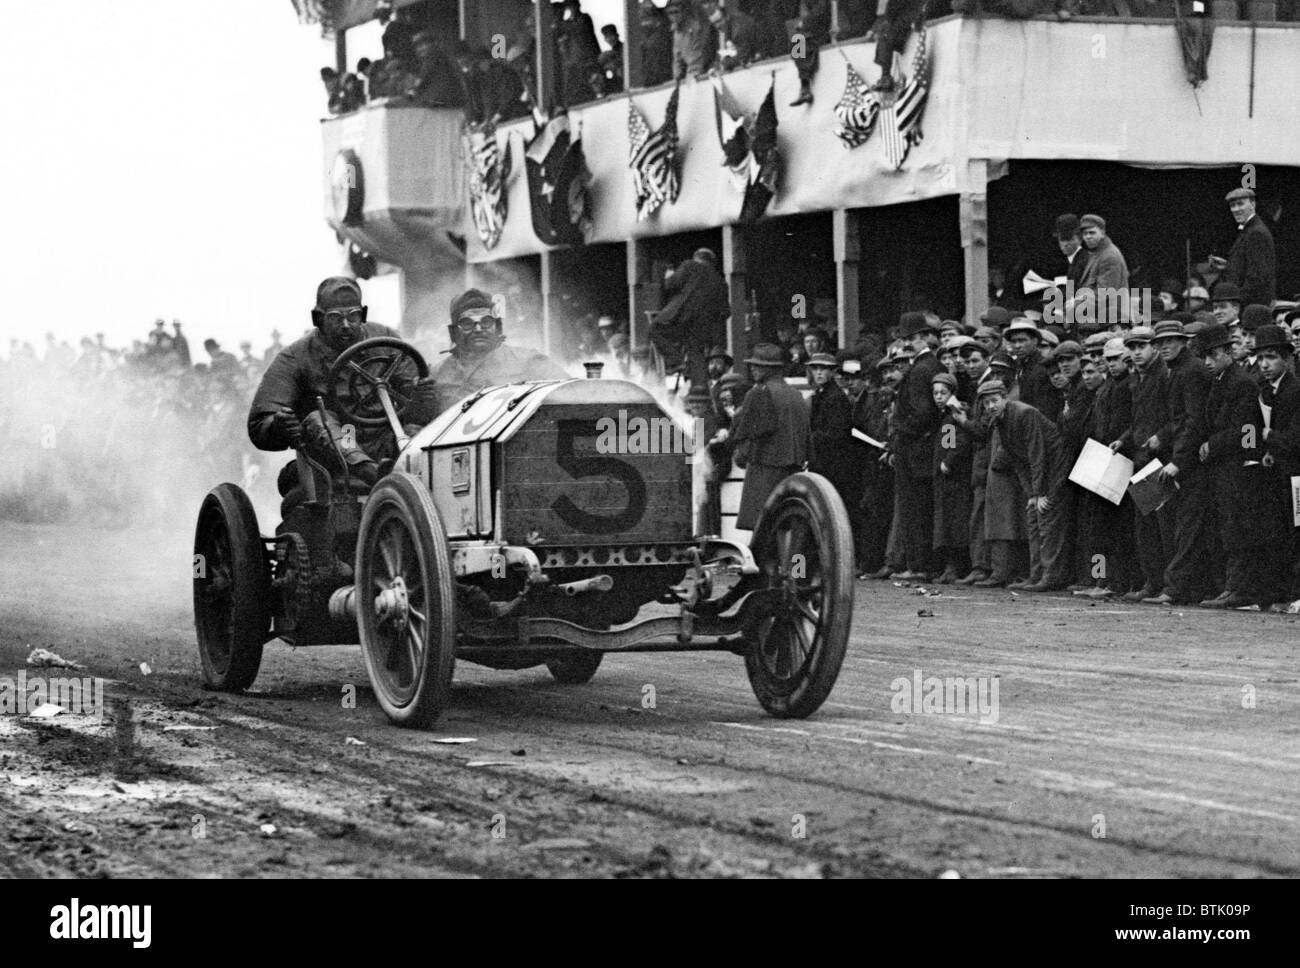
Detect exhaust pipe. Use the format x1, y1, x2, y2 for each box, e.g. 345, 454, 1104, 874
553, 574, 613, 597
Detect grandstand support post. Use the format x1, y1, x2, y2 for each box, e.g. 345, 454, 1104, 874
540, 249, 555, 358
961, 159, 990, 325
535, 0, 555, 113
334, 30, 347, 76
832, 208, 861, 349
624, 0, 644, 89
721, 225, 748, 360
627, 239, 652, 351
458, 0, 481, 42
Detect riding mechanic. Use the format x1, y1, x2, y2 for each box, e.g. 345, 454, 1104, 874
429, 289, 569, 413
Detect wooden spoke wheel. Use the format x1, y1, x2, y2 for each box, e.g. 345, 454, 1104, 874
356, 472, 456, 727
193, 484, 270, 691
744, 473, 854, 719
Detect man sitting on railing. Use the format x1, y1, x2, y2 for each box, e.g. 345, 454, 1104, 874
451, 41, 524, 122
407, 30, 463, 107
669, 0, 718, 80
640, 1, 675, 86
701, 0, 785, 69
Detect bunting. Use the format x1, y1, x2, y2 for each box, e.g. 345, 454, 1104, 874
524, 111, 593, 246
740, 82, 780, 224
713, 77, 754, 192
713, 78, 781, 223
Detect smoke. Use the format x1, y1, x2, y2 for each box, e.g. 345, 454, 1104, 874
0, 349, 289, 540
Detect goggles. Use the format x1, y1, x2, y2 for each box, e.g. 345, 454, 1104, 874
455, 309, 499, 333
321, 307, 364, 325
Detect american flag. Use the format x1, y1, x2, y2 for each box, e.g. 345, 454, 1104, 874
832, 61, 879, 150
880, 22, 930, 171
628, 85, 680, 221
464, 122, 511, 250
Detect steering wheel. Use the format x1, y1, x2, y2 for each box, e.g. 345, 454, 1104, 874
326, 337, 430, 428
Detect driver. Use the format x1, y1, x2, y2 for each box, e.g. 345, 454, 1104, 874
429, 289, 569, 413
248, 276, 421, 505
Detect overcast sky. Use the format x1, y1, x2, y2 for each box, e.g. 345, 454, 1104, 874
0, 0, 387, 357
0, 0, 643, 360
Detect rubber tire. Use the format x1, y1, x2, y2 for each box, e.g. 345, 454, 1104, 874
545, 651, 604, 684
744, 472, 854, 719
356, 472, 456, 728
194, 484, 269, 691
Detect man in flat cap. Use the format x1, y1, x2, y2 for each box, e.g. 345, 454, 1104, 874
1070, 214, 1130, 326
1142, 319, 1214, 605
887, 312, 944, 579
1112, 326, 1175, 603
806, 352, 859, 518
857, 351, 905, 579
978, 380, 1072, 592
1004, 318, 1059, 421
1073, 337, 1136, 598
1254, 324, 1300, 608
430, 288, 569, 414
249, 276, 421, 511
1216, 187, 1275, 308
1197, 323, 1267, 608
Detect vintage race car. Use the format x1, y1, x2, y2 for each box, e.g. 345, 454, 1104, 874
193, 337, 853, 727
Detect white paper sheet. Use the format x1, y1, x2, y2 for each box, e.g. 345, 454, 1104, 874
1069, 438, 1134, 506
852, 428, 886, 450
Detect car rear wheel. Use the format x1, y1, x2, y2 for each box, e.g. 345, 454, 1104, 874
545, 651, 603, 684
744, 473, 853, 719
194, 484, 270, 691
356, 472, 456, 728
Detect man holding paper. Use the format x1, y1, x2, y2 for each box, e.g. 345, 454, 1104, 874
1112, 326, 1175, 604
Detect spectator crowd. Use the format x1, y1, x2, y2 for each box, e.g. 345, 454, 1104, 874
318, 0, 1300, 118
682, 188, 1300, 613
0, 321, 288, 527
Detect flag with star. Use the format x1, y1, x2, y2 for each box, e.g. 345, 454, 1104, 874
524, 111, 592, 246
628, 85, 680, 221
832, 59, 879, 150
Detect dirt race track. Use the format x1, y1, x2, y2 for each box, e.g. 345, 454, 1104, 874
1, 521, 1297, 879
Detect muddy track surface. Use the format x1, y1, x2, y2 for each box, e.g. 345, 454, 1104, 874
2, 523, 1297, 878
